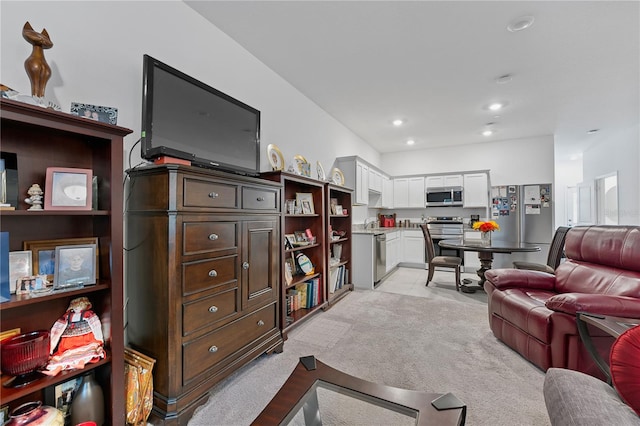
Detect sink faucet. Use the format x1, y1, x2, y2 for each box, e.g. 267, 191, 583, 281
364, 218, 377, 229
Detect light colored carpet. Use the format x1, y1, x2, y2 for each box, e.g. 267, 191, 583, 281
189, 268, 550, 426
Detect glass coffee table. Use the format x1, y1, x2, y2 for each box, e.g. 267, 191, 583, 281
251, 356, 466, 426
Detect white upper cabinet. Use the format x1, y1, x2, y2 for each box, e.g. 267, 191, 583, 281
463, 172, 489, 208
368, 168, 382, 193
425, 174, 463, 188
381, 175, 393, 208
394, 177, 425, 208
355, 161, 369, 205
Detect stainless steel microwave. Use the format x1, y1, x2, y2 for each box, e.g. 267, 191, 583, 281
426, 187, 463, 206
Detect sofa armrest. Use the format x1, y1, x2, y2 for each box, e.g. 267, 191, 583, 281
545, 293, 640, 318
485, 268, 556, 291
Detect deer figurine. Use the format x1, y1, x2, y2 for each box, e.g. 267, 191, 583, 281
22, 21, 53, 98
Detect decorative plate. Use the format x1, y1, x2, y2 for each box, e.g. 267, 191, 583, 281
267, 144, 284, 171
316, 161, 326, 181
293, 155, 310, 176
295, 252, 315, 275
330, 167, 345, 186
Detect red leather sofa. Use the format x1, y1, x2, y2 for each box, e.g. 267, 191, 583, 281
484, 225, 640, 378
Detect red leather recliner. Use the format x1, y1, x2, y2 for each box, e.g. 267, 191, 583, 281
484, 225, 640, 379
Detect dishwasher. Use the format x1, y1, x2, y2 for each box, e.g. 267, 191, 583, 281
374, 233, 386, 283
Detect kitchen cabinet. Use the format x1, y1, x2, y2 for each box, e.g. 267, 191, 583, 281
352, 234, 375, 289
394, 177, 425, 208
126, 165, 283, 423
425, 174, 463, 188
385, 231, 399, 273
382, 175, 393, 208
463, 172, 489, 208
401, 229, 425, 265
336, 157, 368, 205
368, 168, 382, 193
0, 98, 131, 423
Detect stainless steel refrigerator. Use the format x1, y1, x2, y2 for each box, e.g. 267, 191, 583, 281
490, 183, 554, 268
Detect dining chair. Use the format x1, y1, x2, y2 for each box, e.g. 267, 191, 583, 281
513, 226, 570, 274
419, 224, 462, 291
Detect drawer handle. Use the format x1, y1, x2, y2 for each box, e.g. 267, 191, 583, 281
209, 345, 218, 353
209, 305, 218, 313
257, 320, 265, 327
256, 196, 265, 202
242, 262, 249, 270
208, 233, 218, 241
209, 192, 219, 199
208, 269, 218, 278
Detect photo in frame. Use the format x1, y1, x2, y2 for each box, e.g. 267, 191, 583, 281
284, 234, 296, 250
24, 237, 99, 282
70, 102, 118, 125
295, 192, 314, 214
8, 250, 32, 294
54, 244, 97, 289
44, 376, 81, 424
45, 167, 93, 210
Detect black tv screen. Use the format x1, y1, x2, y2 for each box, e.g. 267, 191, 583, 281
141, 54, 260, 176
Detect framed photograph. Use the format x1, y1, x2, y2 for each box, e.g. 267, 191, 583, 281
45, 167, 93, 210
24, 237, 99, 282
70, 102, 118, 125
16, 275, 46, 295
295, 192, 314, 214
294, 231, 308, 243
330, 198, 338, 215
285, 199, 296, 215
0, 406, 8, 424
284, 234, 296, 250
44, 376, 81, 423
9, 250, 32, 294
54, 244, 97, 288
335, 205, 344, 215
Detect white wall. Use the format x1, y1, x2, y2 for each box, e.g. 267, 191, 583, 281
582, 124, 640, 225
381, 135, 554, 185
0, 1, 379, 175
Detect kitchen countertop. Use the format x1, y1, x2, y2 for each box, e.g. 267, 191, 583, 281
352, 227, 421, 235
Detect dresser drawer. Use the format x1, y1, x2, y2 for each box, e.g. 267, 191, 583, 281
183, 287, 239, 335
183, 178, 238, 209
182, 222, 237, 256
182, 303, 277, 384
242, 186, 279, 211
182, 255, 237, 295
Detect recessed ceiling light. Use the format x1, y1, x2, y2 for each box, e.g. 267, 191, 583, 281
587, 129, 600, 134
488, 103, 504, 111
406, 139, 415, 145
393, 119, 404, 126
496, 74, 513, 84
482, 130, 493, 137
507, 15, 535, 32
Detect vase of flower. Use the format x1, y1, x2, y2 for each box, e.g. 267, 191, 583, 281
472, 220, 500, 246
481, 231, 491, 246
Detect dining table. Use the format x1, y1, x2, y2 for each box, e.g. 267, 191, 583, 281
438, 238, 541, 293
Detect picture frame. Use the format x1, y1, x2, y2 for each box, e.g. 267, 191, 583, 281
330, 198, 338, 215
16, 275, 46, 295
70, 102, 118, 125
284, 234, 297, 250
295, 192, 314, 214
23, 237, 99, 282
285, 199, 297, 215
335, 205, 344, 215
54, 244, 97, 289
8, 250, 32, 294
0, 405, 8, 424
45, 167, 93, 211
44, 376, 81, 424
294, 231, 308, 243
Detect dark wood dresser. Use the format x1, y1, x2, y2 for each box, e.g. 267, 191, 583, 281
125, 164, 284, 424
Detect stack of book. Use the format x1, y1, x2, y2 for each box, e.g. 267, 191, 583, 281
328, 265, 348, 293
286, 277, 322, 314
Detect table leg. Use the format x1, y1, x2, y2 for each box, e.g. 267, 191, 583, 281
461, 252, 493, 293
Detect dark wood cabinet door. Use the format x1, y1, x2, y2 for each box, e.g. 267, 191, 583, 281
242, 218, 279, 310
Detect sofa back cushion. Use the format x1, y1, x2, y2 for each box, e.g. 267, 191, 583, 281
555, 226, 640, 296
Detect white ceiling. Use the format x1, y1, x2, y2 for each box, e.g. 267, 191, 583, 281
185, 1, 639, 161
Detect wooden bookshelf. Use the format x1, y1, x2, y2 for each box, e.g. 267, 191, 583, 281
326, 183, 354, 305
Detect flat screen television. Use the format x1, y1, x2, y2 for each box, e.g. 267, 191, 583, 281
141, 54, 260, 176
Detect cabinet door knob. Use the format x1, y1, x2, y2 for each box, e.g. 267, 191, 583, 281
208, 306, 218, 313
209, 345, 218, 353
256, 196, 265, 202
242, 262, 249, 270
208, 269, 218, 277
257, 320, 265, 327
209, 192, 219, 199
208, 233, 218, 241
